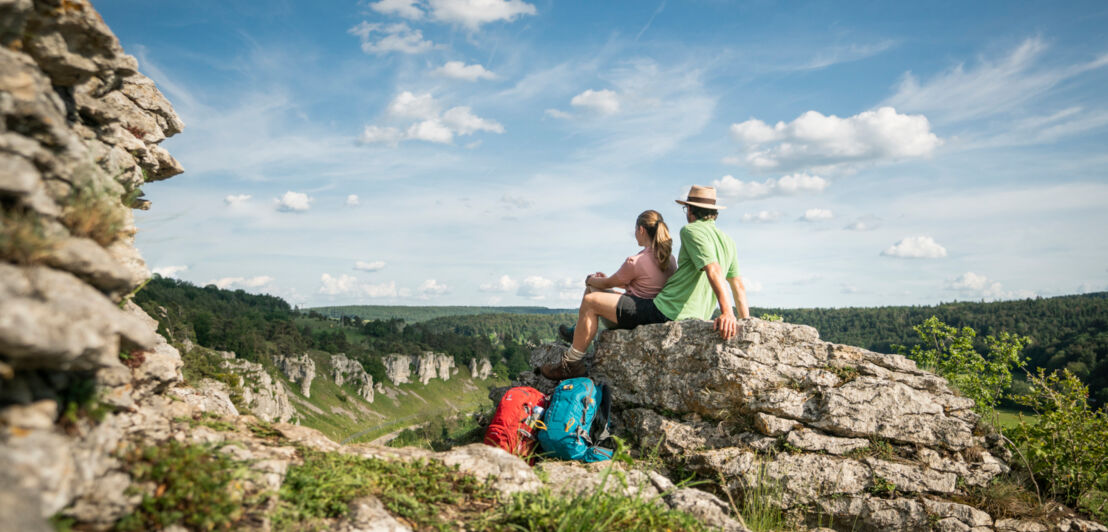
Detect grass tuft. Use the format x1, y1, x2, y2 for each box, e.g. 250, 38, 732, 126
60, 176, 129, 246
115, 441, 245, 531
0, 205, 57, 264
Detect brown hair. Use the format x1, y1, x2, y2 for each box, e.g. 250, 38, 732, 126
637, 210, 673, 273
688, 205, 718, 221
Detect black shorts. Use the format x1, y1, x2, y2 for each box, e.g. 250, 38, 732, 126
614, 294, 671, 329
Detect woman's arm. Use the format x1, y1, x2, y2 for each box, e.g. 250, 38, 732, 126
586, 272, 625, 290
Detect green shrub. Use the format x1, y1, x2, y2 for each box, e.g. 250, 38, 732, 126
61, 179, 129, 246
489, 485, 709, 532
896, 316, 1027, 421
115, 441, 245, 531
1008, 368, 1108, 522
0, 205, 56, 264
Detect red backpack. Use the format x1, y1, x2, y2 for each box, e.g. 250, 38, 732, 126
484, 386, 548, 462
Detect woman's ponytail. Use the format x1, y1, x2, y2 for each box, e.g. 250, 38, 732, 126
637, 210, 673, 273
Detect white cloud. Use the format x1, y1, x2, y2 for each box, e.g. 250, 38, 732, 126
387, 91, 439, 120
480, 274, 519, 292
713, 173, 828, 201
224, 194, 252, 206
406, 119, 454, 143
844, 216, 881, 231
517, 275, 553, 299
886, 37, 1108, 124
346, 194, 360, 206
744, 279, 764, 293
359, 125, 404, 146
741, 210, 782, 223
369, 0, 424, 19
948, 272, 1035, 301
499, 194, 532, 209
210, 276, 274, 290
349, 22, 436, 54
544, 108, 572, 120
354, 260, 386, 272
319, 273, 400, 298
881, 236, 948, 259
152, 265, 188, 278
275, 191, 312, 212
418, 279, 449, 297
361, 92, 504, 146
1077, 282, 1107, 294
728, 107, 942, 172
363, 281, 401, 298
570, 89, 621, 116
442, 106, 504, 135
434, 61, 496, 81
800, 208, 834, 222
427, 0, 537, 30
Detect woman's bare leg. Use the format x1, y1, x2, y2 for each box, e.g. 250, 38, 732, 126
571, 292, 622, 355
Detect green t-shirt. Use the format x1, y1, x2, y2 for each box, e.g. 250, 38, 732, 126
653, 219, 739, 321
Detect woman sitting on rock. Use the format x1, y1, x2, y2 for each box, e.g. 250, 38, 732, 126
555, 209, 677, 346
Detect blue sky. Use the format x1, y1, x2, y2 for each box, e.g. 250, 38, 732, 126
98, 0, 1108, 308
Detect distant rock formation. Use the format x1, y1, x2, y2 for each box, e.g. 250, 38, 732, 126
383, 354, 411, 385
274, 353, 315, 398
383, 352, 455, 385
415, 352, 454, 385
469, 357, 493, 380
215, 351, 294, 423
330, 354, 374, 403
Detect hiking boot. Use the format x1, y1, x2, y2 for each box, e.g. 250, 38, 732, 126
538, 357, 586, 381
558, 324, 575, 343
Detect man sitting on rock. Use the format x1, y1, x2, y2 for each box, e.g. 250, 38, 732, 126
540, 185, 751, 380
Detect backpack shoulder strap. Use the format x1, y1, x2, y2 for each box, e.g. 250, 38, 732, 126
589, 381, 613, 444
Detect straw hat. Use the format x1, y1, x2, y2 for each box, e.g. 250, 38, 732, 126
675, 185, 726, 210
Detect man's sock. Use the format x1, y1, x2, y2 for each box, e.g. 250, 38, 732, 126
564, 346, 586, 363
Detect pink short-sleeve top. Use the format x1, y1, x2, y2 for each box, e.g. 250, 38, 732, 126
609, 247, 678, 299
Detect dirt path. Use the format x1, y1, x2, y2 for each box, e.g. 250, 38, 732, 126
368, 421, 429, 445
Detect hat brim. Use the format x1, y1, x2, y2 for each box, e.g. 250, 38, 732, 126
676, 199, 725, 210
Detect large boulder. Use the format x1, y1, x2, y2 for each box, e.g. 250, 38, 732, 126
516, 319, 1013, 532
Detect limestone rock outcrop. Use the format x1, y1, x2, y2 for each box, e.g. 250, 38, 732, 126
469, 357, 493, 380
414, 351, 454, 385
382, 352, 455, 385
274, 352, 315, 398
510, 319, 1026, 531
331, 353, 374, 403
383, 354, 411, 385
215, 351, 295, 423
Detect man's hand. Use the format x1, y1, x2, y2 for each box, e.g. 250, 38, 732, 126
714, 312, 739, 340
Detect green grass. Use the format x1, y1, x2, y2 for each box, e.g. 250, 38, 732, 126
489, 486, 710, 532
995, 407, 1039, 430
115, 441, 248, 531
273, 448, 498, 531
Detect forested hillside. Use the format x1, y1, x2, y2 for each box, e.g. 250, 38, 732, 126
752, 293, 1108, 403
307, 304, 572, 323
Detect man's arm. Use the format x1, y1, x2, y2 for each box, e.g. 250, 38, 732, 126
703, 263, 738, 340
728, 276, 750, 319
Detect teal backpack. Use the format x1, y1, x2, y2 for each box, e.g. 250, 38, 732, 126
535, 377, 613, 463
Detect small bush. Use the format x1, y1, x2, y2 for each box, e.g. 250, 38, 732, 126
1008, 368, 1108, 522
489, 486, 709, 532
115, 441, 244, 531
896, 316, 1027, 421
0, 205, 56, 264
61, 178, 129, 246
759, 313, 784, 322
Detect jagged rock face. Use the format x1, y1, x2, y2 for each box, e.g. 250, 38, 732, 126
0, 2, 188, 526
548, 319, 1014, 532
274, 353, 315, 398
469, 357, 493, 380
414, 352, 454, 385
331, 353, 374, 403
383, 354, 411, 385
216, 352, 294, 423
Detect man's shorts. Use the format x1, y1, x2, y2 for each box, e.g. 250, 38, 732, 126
614, 294, 671, 329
